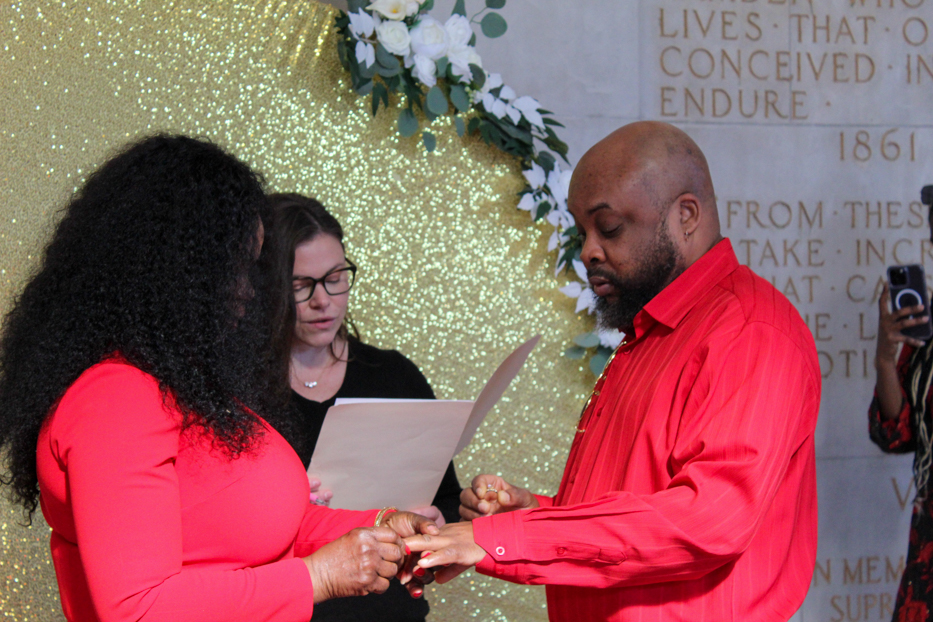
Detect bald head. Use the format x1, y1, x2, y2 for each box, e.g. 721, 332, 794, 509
570, 121, 721, 265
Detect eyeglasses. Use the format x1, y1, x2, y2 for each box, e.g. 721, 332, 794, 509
292, 261, 357, 302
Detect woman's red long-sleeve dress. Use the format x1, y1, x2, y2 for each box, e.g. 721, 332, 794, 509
36, 361, 377, 622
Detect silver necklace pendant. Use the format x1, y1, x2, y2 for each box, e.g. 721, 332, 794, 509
304, 381, 318, 389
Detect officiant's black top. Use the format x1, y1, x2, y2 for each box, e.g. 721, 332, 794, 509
288, 338, 462, 622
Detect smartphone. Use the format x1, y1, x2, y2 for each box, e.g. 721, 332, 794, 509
888, 264, 933, 341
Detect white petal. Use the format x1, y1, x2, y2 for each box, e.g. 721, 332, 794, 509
491, 98, 507, 119
522, 164, 546, 189
356, 41, 376, 67
511, 95, 540, 114
560, 281, 583, 298
546, 208, 562, 227
499, 85, 516, 101
349, 10, 376, 38
548, 230, 560, 251
517, 193, 536, 211
482, 92, 496, 113
572, 258, 588, 283
576, 288, 596, 313
598, 329, 625, 349
486, 73, 503, 89
505, 104, 521, 124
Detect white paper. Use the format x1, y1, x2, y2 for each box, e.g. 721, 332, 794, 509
308, 335, 540, 511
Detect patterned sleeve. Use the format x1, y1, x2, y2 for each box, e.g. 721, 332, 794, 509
869, 345, 917, 454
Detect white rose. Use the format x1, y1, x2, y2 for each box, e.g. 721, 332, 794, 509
444, 14, 473, 48
410, 53, 437, 87
410, 16, 449, 60
447, 44, 482, 82
376, 21, 411, 56
369, 0, 410, 20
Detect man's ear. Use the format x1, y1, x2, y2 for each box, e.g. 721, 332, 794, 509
674, 193, 701, 239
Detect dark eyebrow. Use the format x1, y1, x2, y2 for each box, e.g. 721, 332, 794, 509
587, 203, 611, 216
292, 262, 348, 280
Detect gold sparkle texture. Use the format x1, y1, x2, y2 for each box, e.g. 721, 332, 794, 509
0, 2, 591, 620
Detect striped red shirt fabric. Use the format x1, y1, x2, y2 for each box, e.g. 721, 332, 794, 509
473, 239, 820, 621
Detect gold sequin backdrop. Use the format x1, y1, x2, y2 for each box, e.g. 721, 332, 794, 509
0, 1, 591, 620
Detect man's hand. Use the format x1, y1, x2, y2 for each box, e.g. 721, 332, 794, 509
459, 474, 539, 520
405, 522, 488, 584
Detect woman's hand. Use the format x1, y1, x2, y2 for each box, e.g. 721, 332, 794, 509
380, 510, 440, 596
877, 283, 928, 364
410, 505, 446, 528
307, 475, 332, 506
459, 474, 538, 520
875, 283, 927, 420
303, 527, 405, 603
405, 522, 487, 585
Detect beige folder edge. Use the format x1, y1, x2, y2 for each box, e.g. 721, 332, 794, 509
307, 335, 541, 512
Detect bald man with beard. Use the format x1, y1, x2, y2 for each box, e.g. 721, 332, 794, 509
407, 121, 821, 622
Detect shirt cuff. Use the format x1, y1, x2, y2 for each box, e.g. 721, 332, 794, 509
472, 511, 527, 584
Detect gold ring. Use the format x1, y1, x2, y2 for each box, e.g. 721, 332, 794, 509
485, 486, 498, 494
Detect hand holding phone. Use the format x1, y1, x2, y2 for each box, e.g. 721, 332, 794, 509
886, 265, 933, 342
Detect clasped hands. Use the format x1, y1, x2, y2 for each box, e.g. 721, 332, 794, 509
404, 474, 539, 584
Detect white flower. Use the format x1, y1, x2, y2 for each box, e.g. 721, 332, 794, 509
572, 258, 588, 284
444, 14, 473, 47
522, 163, 546, 190
369, 0, 418, 21
499, 85, 516, 102
598, 329, 625, 349
410, 16, 449, 60
410, 53, 437, 87
376, 20, 411, 56
512, 95, 545, 129
559, 282, 583, 298
348, 9, 376, 39
356, 40, 376, 67
447, 44, 482, 82
576, 287, 596, 313
517, 192, 536, 211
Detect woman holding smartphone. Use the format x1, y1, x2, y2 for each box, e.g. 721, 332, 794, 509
871, 277, 933, 620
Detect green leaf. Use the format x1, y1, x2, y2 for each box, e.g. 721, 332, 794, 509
436, 56, 450, 77
421, 0, 435, 10
452, 0, 467, 16
376, 64, 401, 78
358, 59, 377, 79
375, 44, 400, 71
371, 83, 388, 116
398, 108, 419, 137
573, 332, 601, 348
455, 116, 466, 137
543, 118, 564, 128
426, 86, 449, 116
536, 151, 556, 171
486, 0, 507, 8
469, 32, 476, 46
422, 131, 437, 152
470, 64, 485, 88
449, 84, 470, 112
355, 79, 374, 97
347, 0, 368, 12
480, 12, 508, 38
425, 107, 438, 122
384, 74, 401, 92
467, 117, 481, 134
589, 349, 611, 375
564, 345, 586, 360
534, 200, 552, 221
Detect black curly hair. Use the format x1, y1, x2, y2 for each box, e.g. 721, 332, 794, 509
0, 134, 291, 518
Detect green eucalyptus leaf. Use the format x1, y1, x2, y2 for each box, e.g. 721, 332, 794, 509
422, 131, 437, 152
421, 0, 435, 11
455, 116, 466, 137
355, 79, 374, 97
436, 56, 450, 77
470, 64, 485, 89
467, 117, 481, 134
375, 44, 400, 70
426, 86, 449, 116
425, 107, 438, 122
480, 12, 508, 38
376, 64, 401, 78
534, 200, 552, 221
486, 0, 507, 8
452, 0, 467, 16
398, 108, 419, 137
449, 84, 470, 112
536, 151, 556, 171
347, 0, 368, 13
573, 332, 601, 348
384, 74, 401, 92
358, 59, 377, 79
589, 349, 611, 375
564, 345, 587, 360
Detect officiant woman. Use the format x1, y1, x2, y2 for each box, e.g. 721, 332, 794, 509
0, 135, 438, 622
265, 192, 462, 622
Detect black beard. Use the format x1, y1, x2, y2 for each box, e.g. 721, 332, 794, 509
593, 224, 680, 333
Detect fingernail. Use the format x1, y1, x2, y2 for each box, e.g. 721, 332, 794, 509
422, 551, 431, 558
413, 588, 423, 597
405, 544, 411, 555
413, 567, 425, 577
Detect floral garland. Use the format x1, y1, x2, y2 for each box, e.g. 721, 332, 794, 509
335, 0, 620, 373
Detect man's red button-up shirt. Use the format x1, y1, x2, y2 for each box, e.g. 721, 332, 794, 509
473, 239, 820, 622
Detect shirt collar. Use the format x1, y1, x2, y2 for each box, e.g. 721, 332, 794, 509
633, 238, 739, 335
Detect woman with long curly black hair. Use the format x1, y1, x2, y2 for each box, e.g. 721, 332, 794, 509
0, 135, 435, 622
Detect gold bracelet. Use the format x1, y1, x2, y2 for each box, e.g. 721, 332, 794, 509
374, 507, 398, 527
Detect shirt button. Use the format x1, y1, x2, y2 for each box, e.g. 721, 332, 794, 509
495, 546, 506, 556
557, 547, 567, 556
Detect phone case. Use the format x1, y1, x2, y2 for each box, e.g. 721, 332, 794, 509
888, 264, 933, 340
